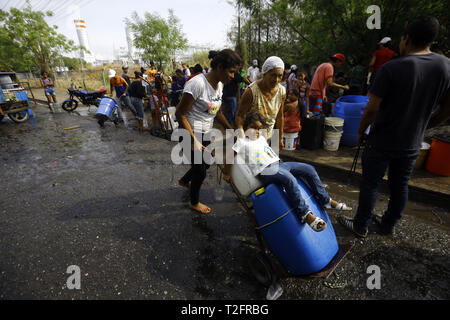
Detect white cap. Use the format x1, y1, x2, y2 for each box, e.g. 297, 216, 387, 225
108, 69, 116, 78
379, 37, 392, 44
252, 59, 258, 66
291, 64, 297, 70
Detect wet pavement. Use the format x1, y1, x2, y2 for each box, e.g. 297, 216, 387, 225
0, 104, 449, 300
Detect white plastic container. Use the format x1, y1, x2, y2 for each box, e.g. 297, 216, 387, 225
283, 132, 299, 151
230, 155, 264, 197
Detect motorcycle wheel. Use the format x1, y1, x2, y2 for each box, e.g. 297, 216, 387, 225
8, 111, 29, 123
62, 100, 78, 112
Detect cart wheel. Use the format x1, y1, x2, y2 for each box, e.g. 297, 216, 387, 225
8, 111, 29, 123
248, 252, 274, 287
62, 100, 78, 112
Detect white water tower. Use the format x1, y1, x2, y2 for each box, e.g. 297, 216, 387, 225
74, 19, 95, 64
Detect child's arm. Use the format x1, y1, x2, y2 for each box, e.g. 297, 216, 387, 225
284, 99, 298, 113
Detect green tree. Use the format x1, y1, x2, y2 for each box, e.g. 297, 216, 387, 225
229, 0, 450, 68
0, 4, 79, 73
128, 10, 188, 70
190, 51, 210, 69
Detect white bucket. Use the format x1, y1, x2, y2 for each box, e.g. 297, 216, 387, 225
324, 117, 344, 132
283, 132, 299, 151
323, 131, 343, 151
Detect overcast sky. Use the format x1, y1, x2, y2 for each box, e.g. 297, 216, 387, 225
1, 0, 237, 59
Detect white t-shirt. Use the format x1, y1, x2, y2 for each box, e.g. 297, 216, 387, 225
184, 68, 191, 77
184, 73, 223, 133
247, 66, 260, 83
232, 136, 280, 176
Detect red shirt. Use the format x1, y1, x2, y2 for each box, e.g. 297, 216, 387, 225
284, 111, 301, 133
310, 62, 334, 99
372, 48, 395, 72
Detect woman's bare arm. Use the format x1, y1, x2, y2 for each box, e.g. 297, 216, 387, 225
175, 92, 204, 150
235, 87, 253, 135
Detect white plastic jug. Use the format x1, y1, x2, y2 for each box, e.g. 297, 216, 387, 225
230, 155, 264, 197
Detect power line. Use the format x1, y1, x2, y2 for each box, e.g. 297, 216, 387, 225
1, 0, 13, 11
49, 0, 92, 24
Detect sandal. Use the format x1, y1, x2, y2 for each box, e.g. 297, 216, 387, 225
301, 212, 327, 232
325, 200, 352, 211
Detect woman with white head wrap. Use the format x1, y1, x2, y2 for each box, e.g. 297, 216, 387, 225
236, 56, 287, 145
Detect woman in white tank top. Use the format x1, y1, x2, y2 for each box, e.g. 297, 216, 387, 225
236, 56, 286, 148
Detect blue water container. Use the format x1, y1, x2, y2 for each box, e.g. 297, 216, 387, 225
0, 88, 5, 103
334, 95, 369, 146
251, 179, 339, 275
14, 91, 33, 117
96, 97, 117, 119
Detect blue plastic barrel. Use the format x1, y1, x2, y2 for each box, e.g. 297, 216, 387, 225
251, 179, 339, 275
334, 95, 369, 146
96, 97, 117, 118
14, 91, 33, 117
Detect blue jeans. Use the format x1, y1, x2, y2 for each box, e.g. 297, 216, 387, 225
130, 97, 144, 120
223, 96, 237, 127
258, 162, 331, 218
354, 144, 419, 230
118, 95, 136, 118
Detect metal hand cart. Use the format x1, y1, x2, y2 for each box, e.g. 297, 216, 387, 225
145, 76, 175, 140
217, 162, 354, 300
0, 72, 37, 123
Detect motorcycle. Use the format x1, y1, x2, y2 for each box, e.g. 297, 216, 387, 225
62, 87, 106, 112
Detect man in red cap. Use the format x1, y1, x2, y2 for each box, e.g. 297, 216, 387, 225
368, 37, 396, 88
308, 53, 350, 115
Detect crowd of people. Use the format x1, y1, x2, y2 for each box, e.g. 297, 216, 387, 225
173, 16, 449, 241
38, 16, 449, 239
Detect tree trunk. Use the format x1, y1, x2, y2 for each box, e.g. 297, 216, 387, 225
237, 3, 241, 56
257, 0, 261, 62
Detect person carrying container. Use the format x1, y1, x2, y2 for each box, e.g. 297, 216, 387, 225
236, 56, 286, 147
109, 69, 135, 122
309, 54, 350, 115
223, 111, 352, 232
175, 49, 239, 215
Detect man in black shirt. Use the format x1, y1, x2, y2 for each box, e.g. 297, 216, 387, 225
129, 71, 149, 131
222, 71, 250, 127
339, 17, 450, 238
